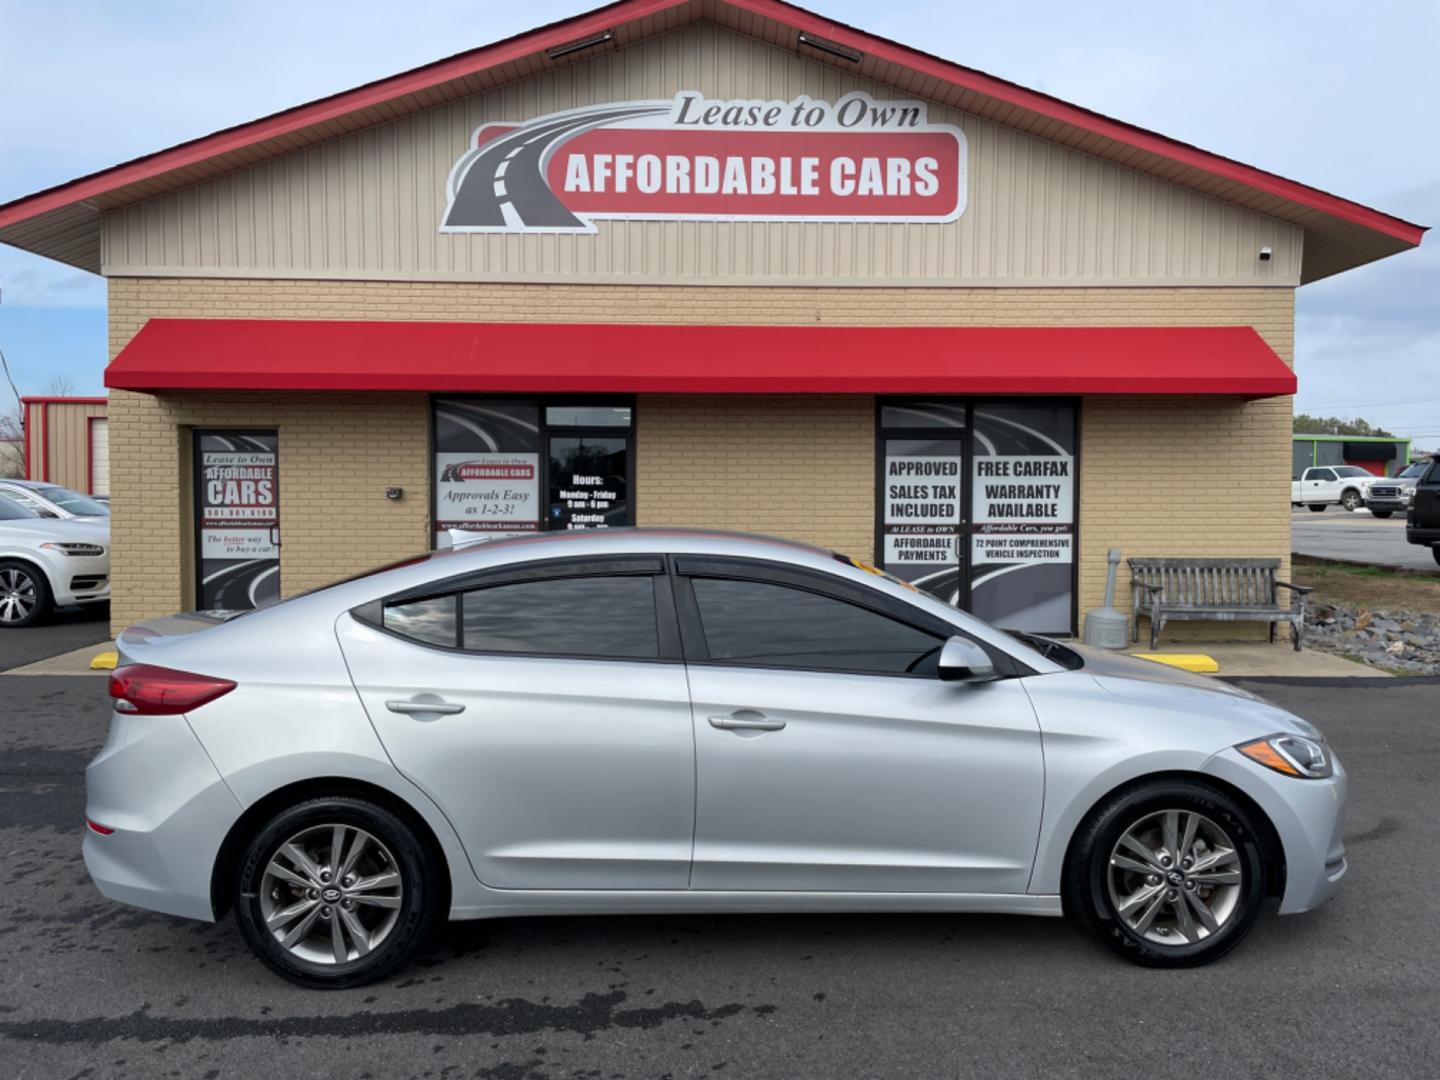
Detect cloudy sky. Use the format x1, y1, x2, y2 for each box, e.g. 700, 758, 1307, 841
1, 0, 1435, 443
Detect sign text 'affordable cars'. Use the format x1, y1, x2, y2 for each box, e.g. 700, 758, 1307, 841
441, 92, 967, 233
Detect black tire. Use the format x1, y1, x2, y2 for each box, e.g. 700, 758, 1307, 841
1307, 504, 1326, 513
1432, 546, 1440, 569
1340, 489, 1362, 512
1063, 778, 1267, 968
234, 796, 440, 989
0, 559, 53, 629
1370, 510, 1393, 519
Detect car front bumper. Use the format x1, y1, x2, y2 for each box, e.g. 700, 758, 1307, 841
83, 710, 241, 921
1365, 498, 1409, 512
1406, 526, 1440, 547
42, 549, 110, 606
1203, 746, 1348, 915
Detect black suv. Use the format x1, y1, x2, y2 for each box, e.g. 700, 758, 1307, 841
1406, 455, 1440, 567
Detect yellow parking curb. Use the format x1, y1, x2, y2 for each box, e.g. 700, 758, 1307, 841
89, 650, 118, 671
1132, 653, 1219, 673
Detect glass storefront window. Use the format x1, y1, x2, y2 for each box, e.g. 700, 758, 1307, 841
433, 398, 635, 543
545, 405, 633, 427
877, 399, 1077, 635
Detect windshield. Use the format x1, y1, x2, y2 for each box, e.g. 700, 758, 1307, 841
1332, 466, 1371, 478
36, 486, 109, 516
0, 495, 38, 520
1400, 462, 1429, 479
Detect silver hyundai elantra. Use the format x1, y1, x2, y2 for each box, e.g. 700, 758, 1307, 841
85, 529, 1346, 988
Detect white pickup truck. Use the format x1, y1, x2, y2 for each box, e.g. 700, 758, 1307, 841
1291, 465, 1375, 512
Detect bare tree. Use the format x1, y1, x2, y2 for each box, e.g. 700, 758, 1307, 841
46, 374, 76, 397
0, 404, 21, 479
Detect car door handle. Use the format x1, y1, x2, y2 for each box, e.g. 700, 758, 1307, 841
708, 711, 786, 732
386, 698, 465, 716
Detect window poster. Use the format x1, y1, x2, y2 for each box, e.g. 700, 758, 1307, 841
882, 438, 963, 602
968, 405, 1076, 633
548, 436, 629, 530
434, 401, 541, 542
196, 432, 279, 610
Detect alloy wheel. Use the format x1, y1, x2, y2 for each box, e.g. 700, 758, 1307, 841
259, 824, 404, 965
1106, 809, 1243, 946
0, 567, 37, 624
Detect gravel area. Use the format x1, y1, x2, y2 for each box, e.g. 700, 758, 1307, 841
1306, 601, 1440, 675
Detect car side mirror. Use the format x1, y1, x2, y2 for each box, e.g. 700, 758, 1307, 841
937, 636, 996, 682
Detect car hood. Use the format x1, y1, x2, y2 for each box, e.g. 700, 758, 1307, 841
1062, 643, 1321, 738
1069, 644, 1253, 697
0, 517, 110, 544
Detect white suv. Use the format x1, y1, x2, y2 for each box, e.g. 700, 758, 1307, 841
0, 494, 110, 627
0, 479, 110, 519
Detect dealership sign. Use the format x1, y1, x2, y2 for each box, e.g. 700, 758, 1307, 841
441, 92, 967, 233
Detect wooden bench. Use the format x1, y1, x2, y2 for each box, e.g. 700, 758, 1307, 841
1128, 557, 1312, 651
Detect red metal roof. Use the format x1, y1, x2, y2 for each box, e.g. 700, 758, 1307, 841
105, 319, 1297, 398
0, 0, 1424, 280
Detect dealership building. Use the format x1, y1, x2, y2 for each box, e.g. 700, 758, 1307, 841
0, 0, 1424, 636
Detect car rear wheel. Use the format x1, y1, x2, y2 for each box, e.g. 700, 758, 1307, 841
1341, 489, 1363, 511
1307, 504, 1326, 512
234, 796, 440, 989
1064, 779, 1266, 967
0, 561, 52, 629
1433, 546, 1440, 568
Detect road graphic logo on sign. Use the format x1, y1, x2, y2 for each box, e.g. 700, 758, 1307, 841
441, 91, 967, 233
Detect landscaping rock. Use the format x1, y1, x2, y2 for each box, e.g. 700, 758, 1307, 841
1305, 599, 1440, 675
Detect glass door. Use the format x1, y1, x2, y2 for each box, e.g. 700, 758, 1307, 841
194, 430, 279, 610
547, 434, 631, 530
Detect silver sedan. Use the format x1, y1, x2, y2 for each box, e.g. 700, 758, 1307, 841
84, 529, 1346, 988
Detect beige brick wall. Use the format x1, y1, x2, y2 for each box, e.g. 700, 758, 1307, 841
108, 277, 1293, 641
108, 389, 430, 630
636, 395, 874, 557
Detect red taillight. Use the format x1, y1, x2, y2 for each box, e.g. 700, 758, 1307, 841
86, 819, 114, 835
108, 664, 236, 716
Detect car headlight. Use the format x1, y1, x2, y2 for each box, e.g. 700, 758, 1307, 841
38, 542, 105, 557
1237, 734, 1333, 779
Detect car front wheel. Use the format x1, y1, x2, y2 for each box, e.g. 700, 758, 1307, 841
234, 796, 440, 989
1433, 546, 1440, 568
1341, 489, 1363, 511
0, 561, 52, 628
1064, 779, 1267, 967
1371, 510, 1393, 519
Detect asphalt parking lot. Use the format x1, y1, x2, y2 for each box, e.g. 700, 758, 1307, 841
0, 603, 110, 672
1292, 506, 1434, 571
2, 673, 1438, 1079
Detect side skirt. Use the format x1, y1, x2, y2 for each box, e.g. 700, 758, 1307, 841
450, 891, 1063, 921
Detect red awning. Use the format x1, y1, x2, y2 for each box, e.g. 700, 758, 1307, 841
105, 319, 1296, 398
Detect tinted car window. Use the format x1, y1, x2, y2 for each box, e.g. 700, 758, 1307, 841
690, 577, 943, 675
1309, 469, 1336, 481
383, 595, 457, 647
35, 485, 109, 516
0, 495, 37, 520
462, 575, 658, 658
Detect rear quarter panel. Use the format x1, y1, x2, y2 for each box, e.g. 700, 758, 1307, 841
121, 602, 485, 917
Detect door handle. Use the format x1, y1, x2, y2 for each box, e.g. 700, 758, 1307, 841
386, 698, 465, 716
708, 711, 786, 732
